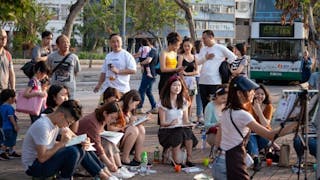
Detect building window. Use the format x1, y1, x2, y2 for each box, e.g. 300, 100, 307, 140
237, 2, 249, 12
195, 21, 207, 30
208, 22, 234, 31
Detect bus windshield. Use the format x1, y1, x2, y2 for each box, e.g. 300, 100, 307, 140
251, 39, 303, 61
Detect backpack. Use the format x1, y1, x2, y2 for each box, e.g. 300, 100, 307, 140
21, 61, 36, 79
219, 61, 232, 84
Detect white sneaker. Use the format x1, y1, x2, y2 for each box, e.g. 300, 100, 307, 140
108, 175, 119, 180
112, 169, 134, 179
120, 166, 136, 176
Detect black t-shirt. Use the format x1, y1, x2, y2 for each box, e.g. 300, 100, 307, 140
146, 48, 158, 77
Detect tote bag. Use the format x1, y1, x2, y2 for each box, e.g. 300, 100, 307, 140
16, 90, 44, 115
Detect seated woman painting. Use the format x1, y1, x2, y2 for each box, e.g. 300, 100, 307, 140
158, 75, 198, 167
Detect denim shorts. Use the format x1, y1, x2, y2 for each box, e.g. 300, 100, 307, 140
3, 129, 17, 147
211, 155, 227, 180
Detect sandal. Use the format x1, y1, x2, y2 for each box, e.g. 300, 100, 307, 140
186, 161, 195, 167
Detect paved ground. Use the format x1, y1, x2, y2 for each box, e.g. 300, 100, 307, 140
0, 63, 317, 180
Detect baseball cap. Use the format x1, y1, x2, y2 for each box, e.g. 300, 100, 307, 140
233, 76, 259, 91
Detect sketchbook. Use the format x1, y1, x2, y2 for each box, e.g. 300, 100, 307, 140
65, 134, 87, 147
132, 116, 148, 126
100, 131, 124, 145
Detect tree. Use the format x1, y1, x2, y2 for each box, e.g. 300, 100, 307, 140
126, 0, 184, 48
62, 0, 89, 39
0, 0, 33, 27
79, 0, 119, 51
275, 0, 320, 47
174, 0, 196, 42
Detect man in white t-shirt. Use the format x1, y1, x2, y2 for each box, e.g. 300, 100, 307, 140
94, 34, 137, 94
21, 100, 85, 179
197, 30, 236, 110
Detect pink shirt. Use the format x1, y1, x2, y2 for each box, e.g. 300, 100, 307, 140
77, 112, 105, 156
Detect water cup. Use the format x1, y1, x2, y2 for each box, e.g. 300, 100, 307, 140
266, 158, 272, 166
174, 164, 181, 172
203, 158, 210, 166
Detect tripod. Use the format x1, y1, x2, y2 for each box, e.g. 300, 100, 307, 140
272, 89, 318, 180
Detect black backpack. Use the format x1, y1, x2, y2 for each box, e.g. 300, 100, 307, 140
219, 61, 232, 84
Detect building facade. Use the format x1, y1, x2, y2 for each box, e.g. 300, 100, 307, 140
176, 0, 236, 44
235, 0, 254, 44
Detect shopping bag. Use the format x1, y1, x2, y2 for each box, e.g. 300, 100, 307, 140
16, 90, 44, 115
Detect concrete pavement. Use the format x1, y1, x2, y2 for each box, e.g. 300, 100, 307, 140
0, 63, 317, 179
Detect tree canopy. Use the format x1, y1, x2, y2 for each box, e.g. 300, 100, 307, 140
275, 0, 320, 47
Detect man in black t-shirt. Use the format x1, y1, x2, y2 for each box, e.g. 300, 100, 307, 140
136, 42, 158, 114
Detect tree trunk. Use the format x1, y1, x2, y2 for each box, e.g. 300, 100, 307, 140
62, 0, 88, 39
174, 0, 196, 42
307, 2, 319, 47
147, 30, 163, 50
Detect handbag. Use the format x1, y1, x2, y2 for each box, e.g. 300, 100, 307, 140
219, 61, 231, 84
16, 90, 45, 115
21, 61, 36, 79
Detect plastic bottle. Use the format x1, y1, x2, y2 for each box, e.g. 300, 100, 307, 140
140, 151, 148, 176
153, 146, 160, 163
201, 128, 207, 150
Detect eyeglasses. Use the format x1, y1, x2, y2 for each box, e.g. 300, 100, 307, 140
64, 114, 75, 126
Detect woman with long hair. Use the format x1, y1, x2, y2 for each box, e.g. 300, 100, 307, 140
178, 37, 199, 119
215, 76, 297, 179
158, 75, 197, 167
107, 90, 147, 166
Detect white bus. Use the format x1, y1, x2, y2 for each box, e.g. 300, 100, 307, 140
250, 0, 307, 82
250, 22, 306, 82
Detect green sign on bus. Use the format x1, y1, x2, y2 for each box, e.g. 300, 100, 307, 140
260, 24, 294, 37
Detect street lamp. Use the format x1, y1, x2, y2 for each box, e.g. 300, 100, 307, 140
122, 0, 126, 49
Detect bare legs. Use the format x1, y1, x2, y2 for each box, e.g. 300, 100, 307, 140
120, 125, 145, 163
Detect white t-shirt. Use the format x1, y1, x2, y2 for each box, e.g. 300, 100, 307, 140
198, 44, 236, 85
101, 49, 137, 93
21, 115, 59, 170
220, 109, 255, 151
158, 101, 188, 128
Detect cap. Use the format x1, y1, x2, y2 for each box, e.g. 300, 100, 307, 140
233, 76, 259, 91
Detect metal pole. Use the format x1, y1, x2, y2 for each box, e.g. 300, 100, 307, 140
316, 45, 320, 179
122, 0, 126, 50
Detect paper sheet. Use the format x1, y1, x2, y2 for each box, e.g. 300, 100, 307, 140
65, 134, 87, 147
100, 131, 124, 145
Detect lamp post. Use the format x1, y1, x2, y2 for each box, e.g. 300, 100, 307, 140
122, 0, 126, 49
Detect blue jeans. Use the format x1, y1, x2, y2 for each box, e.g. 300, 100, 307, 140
3, 129, 17, 147
81, 151, 105, 177
211, 155, 227, 180
26, 146, 85, 178
247, 134, 269, 156
195, 77, 203, 117
138, 73, 156, 109
294, 136, 317, 158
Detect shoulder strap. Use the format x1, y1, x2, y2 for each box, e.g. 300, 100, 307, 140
5, 50, 12, 62
229, 109, 244, 139
51, 53, 71, 74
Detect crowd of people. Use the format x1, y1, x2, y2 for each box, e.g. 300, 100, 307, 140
0, 27, 317, 180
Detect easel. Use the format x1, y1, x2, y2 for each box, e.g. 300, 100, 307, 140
272, 89, 318, 180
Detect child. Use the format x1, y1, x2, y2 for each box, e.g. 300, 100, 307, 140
0, 89, 20, 159
134, 39, 152, 78
23, 61, 50, 123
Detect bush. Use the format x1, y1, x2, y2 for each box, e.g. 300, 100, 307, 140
77, 51, 105, 60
